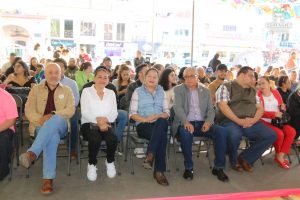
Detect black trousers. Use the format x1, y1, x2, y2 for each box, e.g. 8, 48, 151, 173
0, 129, 13, 181
81, 123, 117, 165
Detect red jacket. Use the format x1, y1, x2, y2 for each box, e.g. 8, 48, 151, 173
257, 89, 283, 119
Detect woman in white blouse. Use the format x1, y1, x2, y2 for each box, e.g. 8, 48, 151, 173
80, 67, 118, 181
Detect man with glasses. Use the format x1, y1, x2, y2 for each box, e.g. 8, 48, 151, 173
216, 66, 276, 173
173, 67, 229, 182
208, 64, 228, 105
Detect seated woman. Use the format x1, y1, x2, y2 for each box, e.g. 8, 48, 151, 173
75, 61, 94, 91
129, 68, 170, 186
29, 57, 38, 76
257, 76, 296, 169
80, 67, 118, 181
287, 86, 300, 142
4, 61, 36, 88
112, 64, 133, 103
277, 75, 291, 104
158, 67, 177, 110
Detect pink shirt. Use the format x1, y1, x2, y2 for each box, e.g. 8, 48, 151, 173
0, 88, 18, 131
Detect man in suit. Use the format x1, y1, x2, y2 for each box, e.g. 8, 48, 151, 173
173, 67, 229, 182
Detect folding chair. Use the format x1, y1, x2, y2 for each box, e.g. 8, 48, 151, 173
11, 94, 28, 146
170, 125, 214, 171
77, 122, 122, 178
25, 126, 72, 178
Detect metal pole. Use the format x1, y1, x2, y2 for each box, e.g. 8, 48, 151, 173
191, 0, 195, 67
151, 0, 155, 59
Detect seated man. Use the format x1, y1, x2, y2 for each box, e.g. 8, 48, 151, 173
0, 88, 18, 180
216, 66, 276, 172
173, 67, 229, 182
19, 63, 75, 194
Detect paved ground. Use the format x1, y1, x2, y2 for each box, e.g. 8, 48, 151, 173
1, 134, 300, 200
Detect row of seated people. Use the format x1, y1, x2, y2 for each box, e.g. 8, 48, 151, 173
1, 63, 300, 195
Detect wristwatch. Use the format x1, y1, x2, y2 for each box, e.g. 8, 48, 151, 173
51, 111, 56, 116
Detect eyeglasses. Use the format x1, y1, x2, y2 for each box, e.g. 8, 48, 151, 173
183, 74, 198, 79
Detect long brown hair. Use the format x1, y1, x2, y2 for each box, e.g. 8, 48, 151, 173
117, 64, 131, 87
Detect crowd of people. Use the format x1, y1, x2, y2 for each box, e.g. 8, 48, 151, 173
0, 48, 300, 195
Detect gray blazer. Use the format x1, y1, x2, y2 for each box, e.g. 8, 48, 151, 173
172, 83, 215, 134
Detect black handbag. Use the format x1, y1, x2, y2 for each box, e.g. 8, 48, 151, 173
271, 111, 291, 129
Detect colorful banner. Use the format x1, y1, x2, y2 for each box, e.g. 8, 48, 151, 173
220, 0, 300, 19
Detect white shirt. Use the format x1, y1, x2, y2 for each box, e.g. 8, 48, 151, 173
261, 93, 279, 123
80, 85, 118, 124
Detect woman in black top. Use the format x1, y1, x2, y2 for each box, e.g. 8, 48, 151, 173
277, 75, 291, 104
4, 61, 36, 88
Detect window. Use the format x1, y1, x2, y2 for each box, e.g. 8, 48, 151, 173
51, 19, 60, 37
80, 21, 96, 36
64, 20, 73, 38
217, 51, 227, 58
201, 50, 209, 58
104, 23, 113, 40
223, 25, 236, 32
116, 23, 125, 41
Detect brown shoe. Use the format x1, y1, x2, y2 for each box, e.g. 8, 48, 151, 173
70, 151, 77, 160
238, 155, 253, 172
142, 153, 154, 170
41, 179, 53, 195
153, 171, 169, 186
19, 151, 36, 169
231, 164, 243, 172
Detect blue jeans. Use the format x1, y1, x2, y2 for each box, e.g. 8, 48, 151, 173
178, 121, 228, 170
136, 118, 168, 172
116, 110, 128, 141
28, 115, 68, 179
70, 112, 78, 152
222, 121, 277, 166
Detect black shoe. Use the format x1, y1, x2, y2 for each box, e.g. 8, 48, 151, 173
212, 168, 229, 182
183, 169, 193, 180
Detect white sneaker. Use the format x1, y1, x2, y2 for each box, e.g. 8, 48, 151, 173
134, 148, 145, 159
105, 160, 116, 178
87, 163, 98, 181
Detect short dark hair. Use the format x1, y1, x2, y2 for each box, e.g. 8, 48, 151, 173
278, 75, 289, 87
237, 66, 253, 76
153, 64, 164, 71
103, 57, 112, 63
10, 53, 16, 57
135, 63, 148, 80
94, 66, 110, 76
54, 58, 67, 69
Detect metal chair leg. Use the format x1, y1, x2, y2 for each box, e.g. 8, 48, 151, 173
124, 125, 130, 162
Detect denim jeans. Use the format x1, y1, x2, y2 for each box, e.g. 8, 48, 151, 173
136, 118, 168, 172
116, 110, 128, 141
178, 121, 228, 170
222, 121, 277, 166
28, 115, 68, 179
70, 112, 78, 152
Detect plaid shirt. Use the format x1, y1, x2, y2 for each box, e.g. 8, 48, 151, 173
216, 84, 260, 104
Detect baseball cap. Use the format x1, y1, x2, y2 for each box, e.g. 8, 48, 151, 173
205, 67, 213, 74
